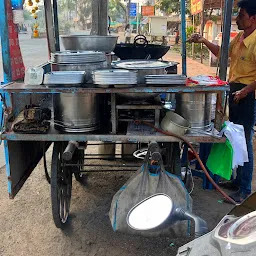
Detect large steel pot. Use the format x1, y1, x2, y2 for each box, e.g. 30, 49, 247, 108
112, 60, 172, 84
61, 35, 118, 53
112, 60, 173, 100
53, 93, 101, 133
176, 93, 213, 131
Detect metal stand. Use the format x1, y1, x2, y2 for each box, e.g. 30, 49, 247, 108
111, 93, 162, 134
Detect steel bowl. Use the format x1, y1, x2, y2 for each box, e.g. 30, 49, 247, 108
61, 35, 118, 53
160, 111, 191, 136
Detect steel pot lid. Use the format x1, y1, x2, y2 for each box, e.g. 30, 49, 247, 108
50, 51, 106, 64
112, 60, 175, 70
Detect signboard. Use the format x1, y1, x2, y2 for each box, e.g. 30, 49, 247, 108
130, 3, 137, 16
141, 6, 155, 16
191, 0, 202, 15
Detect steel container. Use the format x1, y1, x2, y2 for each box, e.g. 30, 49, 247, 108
176, 93, 213, 131
160, 111, 190, 136
53, 93, 101, 133
61, 35, 118, 53
53, 62, 106, 83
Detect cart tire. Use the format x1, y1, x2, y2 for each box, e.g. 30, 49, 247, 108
51, 142, 72, 228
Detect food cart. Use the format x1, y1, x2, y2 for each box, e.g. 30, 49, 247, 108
0, 0, 232, 229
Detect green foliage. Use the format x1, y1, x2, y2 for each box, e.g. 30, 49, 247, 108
77, 0, 92, 30
108, 0, 126, 22
186, 26, 195, 38
156, 0, 190, 15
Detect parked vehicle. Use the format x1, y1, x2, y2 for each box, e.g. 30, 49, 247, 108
128, 192, 256, 256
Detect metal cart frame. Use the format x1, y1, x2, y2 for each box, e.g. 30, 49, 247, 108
0, 0, 233, 228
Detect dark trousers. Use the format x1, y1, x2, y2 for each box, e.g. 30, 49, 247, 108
229, 83, 255, 194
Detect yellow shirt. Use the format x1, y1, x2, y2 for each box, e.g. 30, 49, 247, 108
229, 29, 256, 85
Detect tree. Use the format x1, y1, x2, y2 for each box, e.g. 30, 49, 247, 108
156, 0, 190, 15
108, 0, 126, 22
77, 0, 92, 30
58, 0, 77, 21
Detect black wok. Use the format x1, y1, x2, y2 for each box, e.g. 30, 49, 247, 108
114, 35, 170, 60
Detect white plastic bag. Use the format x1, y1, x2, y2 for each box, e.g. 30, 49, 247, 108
219, 121, 248, 169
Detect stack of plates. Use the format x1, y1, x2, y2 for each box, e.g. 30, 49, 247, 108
50, 51, 106, 64
93, 69, 137, 87
43, 71, 86, 86
145, 75, 187, 86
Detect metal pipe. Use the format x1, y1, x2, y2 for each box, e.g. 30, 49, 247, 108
74, 169, 136, 173
175, 207, 208, 238
62, 141, 79, 161
180, 0, 187, 76
219, 0, 234, 80
65, 163, 141, 168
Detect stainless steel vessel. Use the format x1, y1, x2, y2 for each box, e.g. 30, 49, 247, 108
53, 93, 101, 132
61, 35, 118, 53
54, 62, 106, 83
176, 93, 213, 131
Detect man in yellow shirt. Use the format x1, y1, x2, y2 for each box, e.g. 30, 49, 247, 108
189, 0, 256, 203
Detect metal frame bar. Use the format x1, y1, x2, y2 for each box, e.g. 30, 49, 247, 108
219, 0, 234, 80
0, 0, 13, 197
1, 131, 226, 143
44, 0, 56, 54
180, 0, 187, 76
0, 0, 12, 84
0, 83, 230, 94
52, 0, 60, 52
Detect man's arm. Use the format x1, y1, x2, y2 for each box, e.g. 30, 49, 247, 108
188, 34, 220, 57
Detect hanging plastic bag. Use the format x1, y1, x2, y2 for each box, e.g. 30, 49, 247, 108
219, 121, 248, 169
206, 139, 233, 180
109, 147, 193, 237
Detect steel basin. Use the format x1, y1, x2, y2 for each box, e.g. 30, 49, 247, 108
61, 35, 118, 53
160, 111, 191, 136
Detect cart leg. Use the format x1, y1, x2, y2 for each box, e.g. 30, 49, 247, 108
51, 142, 72, 228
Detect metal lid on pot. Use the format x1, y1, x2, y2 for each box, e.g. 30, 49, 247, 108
112, 60, 175, 70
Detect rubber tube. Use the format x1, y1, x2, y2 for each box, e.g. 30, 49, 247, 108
138, 120, 237, 205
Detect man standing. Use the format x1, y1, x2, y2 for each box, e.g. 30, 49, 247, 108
189, 0, 256, 203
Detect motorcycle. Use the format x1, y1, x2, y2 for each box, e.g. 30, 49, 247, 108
127, 192, 256, 256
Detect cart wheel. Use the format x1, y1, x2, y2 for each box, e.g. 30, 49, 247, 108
73, 149, 87, 184
51, 142, 72, 228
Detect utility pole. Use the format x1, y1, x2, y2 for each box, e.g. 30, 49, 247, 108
91, 0, 108, 35
126, 0, 131, 25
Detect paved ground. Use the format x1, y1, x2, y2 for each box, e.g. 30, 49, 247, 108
0, 33, 254, 256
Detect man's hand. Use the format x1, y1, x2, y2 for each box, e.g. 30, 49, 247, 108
188, 33, 205, 43
233, 89, 248, 103
216, 101, 224, 115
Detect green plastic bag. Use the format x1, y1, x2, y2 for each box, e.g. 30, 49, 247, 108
206, 139, 233, 180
